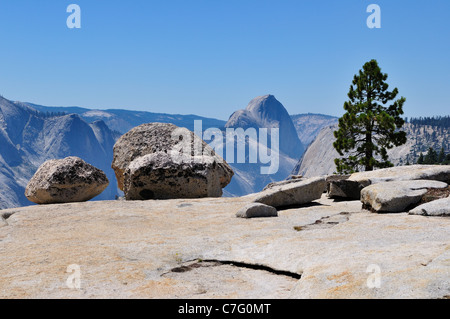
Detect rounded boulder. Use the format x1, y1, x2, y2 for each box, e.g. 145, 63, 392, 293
112, 123, 234, 200
25, 157, 109, 204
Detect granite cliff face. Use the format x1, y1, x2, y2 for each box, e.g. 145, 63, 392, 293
293, 123, 450, 177
0, 96, 120, 209
223, 95, 304, 196
290, 113, 338, 146
226, 95, 304, 159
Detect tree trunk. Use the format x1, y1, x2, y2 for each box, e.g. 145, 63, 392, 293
365, 132, 373, 171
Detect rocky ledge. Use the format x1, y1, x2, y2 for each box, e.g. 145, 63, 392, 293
1, 191, 449, 299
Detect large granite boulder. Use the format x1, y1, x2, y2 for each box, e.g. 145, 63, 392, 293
124, 152, 229, 200
253, 176, 326, 208
360, 180, 448, 213
25, 157, 109, 204
112, 123, 233, 199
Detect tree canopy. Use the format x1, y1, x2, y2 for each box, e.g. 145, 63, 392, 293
334, 59, 407, 174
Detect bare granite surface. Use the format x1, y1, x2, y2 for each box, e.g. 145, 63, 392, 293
0, 194, 449, 299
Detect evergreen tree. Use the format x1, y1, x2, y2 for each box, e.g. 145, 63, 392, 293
333, 59, 407, 174
445, 154, 450, 165
424, 147, 438, 164
417, 152, 424, 164
438, 147, 445, 163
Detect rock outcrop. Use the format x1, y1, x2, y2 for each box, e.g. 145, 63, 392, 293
360, 180, 448, 213
326, 165, 450, 200
254, 176, 326, 208
25, 157, 109, 204
1, 193, 449, 299
112, 123, 234, 199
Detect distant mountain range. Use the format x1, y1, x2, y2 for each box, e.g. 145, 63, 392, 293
24, 102, 227, 135
0, 96, 119, 209
1, 94, 338, 209
4, 93, 446, 210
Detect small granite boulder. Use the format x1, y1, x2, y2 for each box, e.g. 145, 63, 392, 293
25, 157, 109, 204
254, 176, 326, 208
360, 180, 448, 213
236, 203, 278, 218
409, 197, 450, 216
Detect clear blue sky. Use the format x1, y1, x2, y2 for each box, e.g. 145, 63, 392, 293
0, 0, 449, 120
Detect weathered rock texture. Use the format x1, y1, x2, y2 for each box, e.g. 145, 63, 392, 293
360, 180, 448, 213
326, 165, 450, 200
236, 203, 278, 218
1, 194, 449, 299
25, 157, 109, 204
348, 165, 450, 185
124, 152, 227, 200
409, 197, 450, 216
254, 176, 326, 208
112, 123, 233, 199
263, 177, 305, 191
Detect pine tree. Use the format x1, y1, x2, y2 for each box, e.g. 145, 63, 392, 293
417, 152, 424, 164
333, 59, 407, 174
445, 154, 450, 165
438, 147, 445, 163
424, 147, 438, 164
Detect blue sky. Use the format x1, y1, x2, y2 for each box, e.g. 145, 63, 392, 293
0, 0, 449, 120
